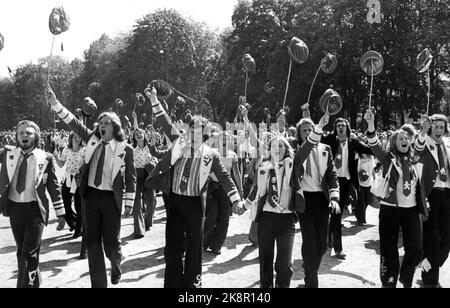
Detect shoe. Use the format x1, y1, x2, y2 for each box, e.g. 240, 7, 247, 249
79, 253, 87, 260
399, 278, 411, 288
424, 283, 442, 288
72, 230, 82, 239
335, 251, 346, 260
111, 275, 121, 285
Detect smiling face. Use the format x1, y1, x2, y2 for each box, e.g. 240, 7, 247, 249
395, 131, 411, 154
98, 116, 114, 142
17, 125, 37, 152
431, 120, 447, 143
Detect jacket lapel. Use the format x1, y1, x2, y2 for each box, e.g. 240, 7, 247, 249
317, 144, 328, 180
256, 161, 271, 198
171, 137, 186, 166
85, 136, 101, 164
6, 148, 20, 183
198, 144, 214, 191
426, 137, 439, 166
112, 142, 126, 180
34, 150, 49, 188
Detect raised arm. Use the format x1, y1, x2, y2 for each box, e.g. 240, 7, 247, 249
145, 86, 180, 144
414, 116, 431, 156
364, 109, 389, 163
46, 86, 92, 143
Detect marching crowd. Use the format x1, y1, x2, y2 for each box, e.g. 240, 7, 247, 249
0, 84, 449, 289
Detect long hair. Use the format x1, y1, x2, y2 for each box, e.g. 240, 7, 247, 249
15, 120, 41, 149
132, 128, 149, 148
93, 112, 125, 142
267, 135, 294, 162
67, 132, 83, 150
385, 130, 415, 164
333, 118, 351, 138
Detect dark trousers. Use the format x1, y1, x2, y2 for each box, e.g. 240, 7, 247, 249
422, 188, 450, 286
203, 183, 231, 251
299, 192, 329, 288
85, 187, 122, 288
134, 168, 155, 236
257, 212, 296, 288
356, 186, 371, 224
7, 200, 44, 288
164, 193, 203, 288
61, 182, 81, 234
379, 205, 422, 288
329, 177, 351, 253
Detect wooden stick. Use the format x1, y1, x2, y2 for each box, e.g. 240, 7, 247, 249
282, 60, 293, 110
47, 35, 56, 84
307, 64, 322, 106
368, 60, 374, 110
426, 68, 431, 116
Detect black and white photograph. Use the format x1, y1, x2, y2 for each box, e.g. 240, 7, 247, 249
0, 0, 449, 290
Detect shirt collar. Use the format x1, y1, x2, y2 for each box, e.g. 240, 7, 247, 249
21, 148, 38, 157
106, 139, 118, 153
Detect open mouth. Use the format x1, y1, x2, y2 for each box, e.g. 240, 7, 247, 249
101, 129, 106, 136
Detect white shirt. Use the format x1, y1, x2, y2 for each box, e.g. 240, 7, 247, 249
8, 149, 38, 203
133, 145, 154, 169
88, 139, 117, 191
381, 166, 417, 209
336, 140, 351, 179
60, 147, 85, 176
434, 142, 450, 189
302, 147, 323, 192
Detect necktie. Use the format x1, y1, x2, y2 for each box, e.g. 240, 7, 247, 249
335, 140, 345, 169
16, 153, 31, 194
179, 148, 193, 194
437, 143, 448, 182
401, 156, 411, 197
94, 142, 107, 187
267, 168, 280, 208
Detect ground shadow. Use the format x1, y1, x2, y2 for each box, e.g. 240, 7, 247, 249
202, 242, 258, 276
120, 247, 166, 283
292, 249, 377, 287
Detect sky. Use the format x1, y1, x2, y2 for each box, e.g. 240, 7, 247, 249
0, 0, 238, 77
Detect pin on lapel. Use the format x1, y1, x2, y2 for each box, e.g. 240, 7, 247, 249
9, 155, 14, 160
91, 142, 96, 146
39, 164, 44, 171
430, 145, 435, 151
118, 153, 125, 159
